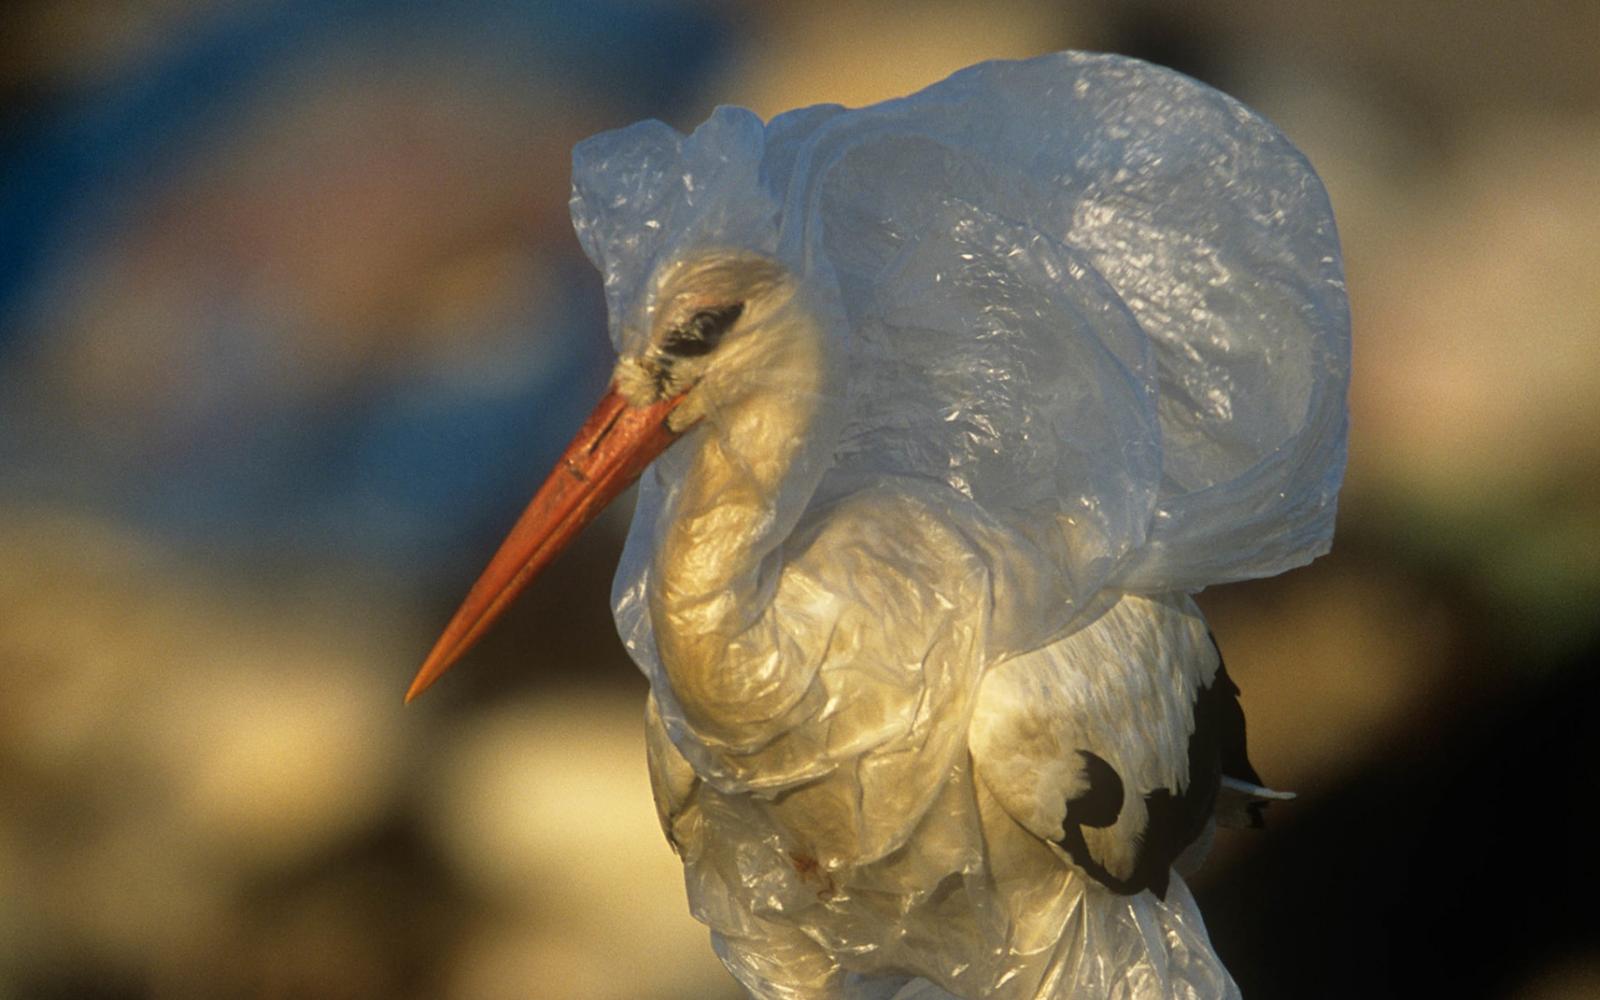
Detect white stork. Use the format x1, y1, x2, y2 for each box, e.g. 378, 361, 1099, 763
408, 52, 1348, 1000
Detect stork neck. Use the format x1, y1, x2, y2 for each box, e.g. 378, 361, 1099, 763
648, 327, 835, 737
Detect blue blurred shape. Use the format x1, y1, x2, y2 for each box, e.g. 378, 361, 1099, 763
0, 0, 734, 581
1, 0, 730, 349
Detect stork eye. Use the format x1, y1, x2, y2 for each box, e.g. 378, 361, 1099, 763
660, 304, 743, 357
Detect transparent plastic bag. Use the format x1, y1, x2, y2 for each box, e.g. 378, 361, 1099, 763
572, 52, 1347, 998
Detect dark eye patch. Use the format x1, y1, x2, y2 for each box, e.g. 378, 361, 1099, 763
660, 303, 744, 357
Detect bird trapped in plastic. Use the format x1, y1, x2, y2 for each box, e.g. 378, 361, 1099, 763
408, 51, 1349, 1000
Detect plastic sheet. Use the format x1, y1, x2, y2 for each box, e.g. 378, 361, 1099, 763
575, 52, 1347, 998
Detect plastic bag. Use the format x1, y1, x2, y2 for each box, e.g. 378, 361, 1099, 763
573, 52, 1348, 998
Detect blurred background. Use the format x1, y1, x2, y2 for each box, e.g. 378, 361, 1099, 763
2, 2, 1596, 997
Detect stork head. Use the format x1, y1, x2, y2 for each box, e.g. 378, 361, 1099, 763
612, 249, 806, 432
405, 247, 824, 702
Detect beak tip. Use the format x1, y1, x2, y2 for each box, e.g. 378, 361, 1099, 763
404, 656, 446, 704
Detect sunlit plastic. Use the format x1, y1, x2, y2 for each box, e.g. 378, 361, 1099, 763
563, 52, 1349, 998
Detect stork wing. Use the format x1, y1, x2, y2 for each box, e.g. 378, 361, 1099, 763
969, 593, 1261, 899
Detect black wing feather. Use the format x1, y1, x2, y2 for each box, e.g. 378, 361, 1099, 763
1054, 640, 1255, 899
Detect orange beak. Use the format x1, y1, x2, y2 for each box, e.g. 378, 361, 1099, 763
404, 384, 685, 702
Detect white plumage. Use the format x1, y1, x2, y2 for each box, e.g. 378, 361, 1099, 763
411, 52, 1348, 998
